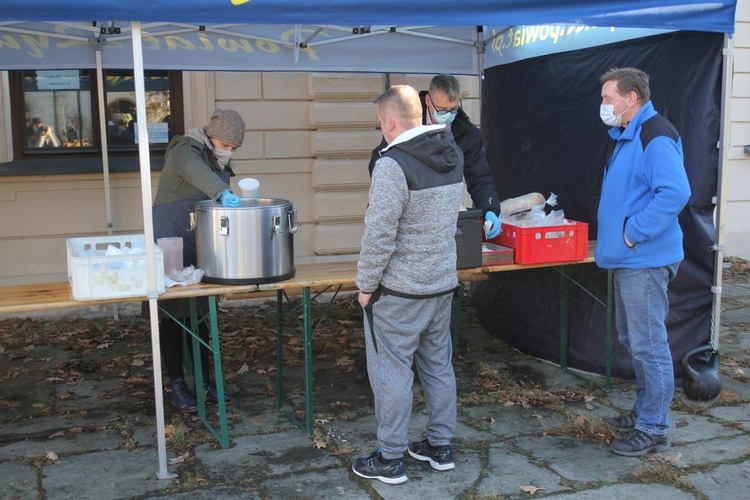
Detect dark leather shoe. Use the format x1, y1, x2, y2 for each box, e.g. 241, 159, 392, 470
607, 411, 637, 433
611, 429, 670, 456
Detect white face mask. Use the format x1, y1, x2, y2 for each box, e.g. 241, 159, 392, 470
600, 95, 628, 127
213, 147, 234, 167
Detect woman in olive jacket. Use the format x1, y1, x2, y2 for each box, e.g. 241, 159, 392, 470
147, 108, 245, 413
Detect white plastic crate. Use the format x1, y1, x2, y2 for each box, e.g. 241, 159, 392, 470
66, 234, 165, 300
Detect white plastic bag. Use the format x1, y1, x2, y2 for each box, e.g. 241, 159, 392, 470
164, 265, 205, 287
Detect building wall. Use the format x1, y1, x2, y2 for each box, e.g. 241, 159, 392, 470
0, 71, 480, 286
726, 0, 750, 259
0, 7, 748, 286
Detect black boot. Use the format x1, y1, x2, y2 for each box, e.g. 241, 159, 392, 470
204, 377, 231, 404
170, 378, 197, 413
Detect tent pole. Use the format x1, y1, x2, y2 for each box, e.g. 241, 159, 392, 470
710, 34, 734, 351
476, 26, 485, 116
95, 44, 120, 321
130, 21, 174, 480
95, 47, 114, 237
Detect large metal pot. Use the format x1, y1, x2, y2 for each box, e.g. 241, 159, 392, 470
194, 198, 297, 284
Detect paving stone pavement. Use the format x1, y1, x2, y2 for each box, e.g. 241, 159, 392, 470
1, 271, 749, 499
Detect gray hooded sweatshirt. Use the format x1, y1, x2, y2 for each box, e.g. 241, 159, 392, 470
356, 125, 465, 297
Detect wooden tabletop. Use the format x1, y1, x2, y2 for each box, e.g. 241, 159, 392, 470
0, 242, 596, 314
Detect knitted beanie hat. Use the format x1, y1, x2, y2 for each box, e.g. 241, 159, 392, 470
204, 109, 245, 147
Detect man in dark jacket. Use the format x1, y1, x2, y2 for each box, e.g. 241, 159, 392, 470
368, 74, 501, 235
352, 85, 464, 485
357, 74, 502, 381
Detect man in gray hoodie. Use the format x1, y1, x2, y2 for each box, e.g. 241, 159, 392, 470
352, 85, 465, 485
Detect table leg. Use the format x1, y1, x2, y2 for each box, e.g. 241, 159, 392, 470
275, 285, 341, 435
277, 290, 285, 409
554, 266, 613, 389
302, 287, 314, 434
207, 296, 229, 447
184, 297, 229, 448
560, 267, 570, 370
189, 298, 205, 419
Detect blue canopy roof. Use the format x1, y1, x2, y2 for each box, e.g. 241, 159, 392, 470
0, 0, 738, 34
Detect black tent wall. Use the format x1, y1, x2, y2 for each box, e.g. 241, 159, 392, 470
473, 31, 724, 379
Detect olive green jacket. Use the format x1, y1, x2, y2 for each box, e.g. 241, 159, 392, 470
153, 131, 234, 206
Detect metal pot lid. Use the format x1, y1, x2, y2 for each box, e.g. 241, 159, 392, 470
195, 197, 292, 210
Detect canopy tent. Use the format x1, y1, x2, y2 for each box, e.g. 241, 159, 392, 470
0, 0, 739, 31
0, 0, 739, 480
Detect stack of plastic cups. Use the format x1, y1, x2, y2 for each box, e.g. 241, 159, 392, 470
157, 237, 183, 277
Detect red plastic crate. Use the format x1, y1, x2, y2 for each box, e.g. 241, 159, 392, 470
489, 220, 588, 265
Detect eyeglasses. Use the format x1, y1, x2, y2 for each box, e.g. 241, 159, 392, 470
429, 94, 460, 115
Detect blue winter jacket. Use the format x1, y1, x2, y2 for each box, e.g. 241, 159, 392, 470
595, 101, 691, 269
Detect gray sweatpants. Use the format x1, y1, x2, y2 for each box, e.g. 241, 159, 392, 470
363, 290, 457, 460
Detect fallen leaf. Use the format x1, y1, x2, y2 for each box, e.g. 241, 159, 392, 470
330, 401, 351, 408
584, 395, 596, 402
130, 359, 145, 367
333, 446, 354, 456
483, 416, 496, 424
520, 485, 545, 494
661, 452, 683, 465
335, 356, 354, 367
96, 343, 111, 350
168, 452, 190, 465
46, 451, 59, 461
504, 401, 515, 407
585, 403, 594, 410
236, 363, 250, 375
58, 392, 73, 400
49, 431, 65, 438
312, 439, 328, 449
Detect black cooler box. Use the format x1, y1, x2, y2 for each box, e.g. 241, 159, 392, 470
455, 209, 483, 269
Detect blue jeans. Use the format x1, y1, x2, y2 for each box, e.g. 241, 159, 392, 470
614, 263, 679, 436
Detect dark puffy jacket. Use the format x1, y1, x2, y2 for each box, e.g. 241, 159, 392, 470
368, 90, 500, 216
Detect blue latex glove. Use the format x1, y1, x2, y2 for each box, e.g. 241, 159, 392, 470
484, 211, 501, 239
219, 190, 241, 208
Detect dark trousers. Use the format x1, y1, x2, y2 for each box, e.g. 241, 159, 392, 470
159, 317, 211, 381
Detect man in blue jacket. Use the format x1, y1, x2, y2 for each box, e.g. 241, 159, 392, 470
596, 67, 691, 456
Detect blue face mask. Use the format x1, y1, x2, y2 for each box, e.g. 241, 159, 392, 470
429, 93, 459, 125
432, 110, 456, 125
